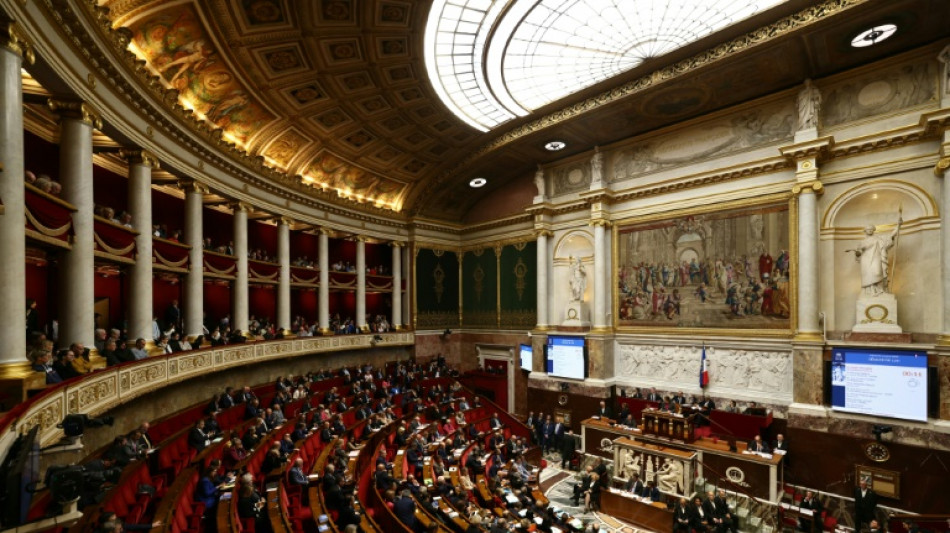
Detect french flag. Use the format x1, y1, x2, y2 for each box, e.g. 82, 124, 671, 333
700, 345, 709, 388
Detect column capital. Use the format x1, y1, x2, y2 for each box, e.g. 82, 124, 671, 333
936, 156, 950, 177
354, 235, 370, 243
588, 219, 612, 228
47, 99, 102, 129
230, 201, 253, 213
119, 148, 160, 169
779, 136, 833, 161
0, 20, 34, 65
178, 178, 210, 194
791, 181, 824, 196
535, 229, 553, 239
277, 215, 294, 227
389, 240, 406, 248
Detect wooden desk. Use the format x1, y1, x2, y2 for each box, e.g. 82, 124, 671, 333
600, 489, 672, 533
641, 409, 696, 443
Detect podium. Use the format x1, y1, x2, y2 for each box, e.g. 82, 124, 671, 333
641, 409, 696, 443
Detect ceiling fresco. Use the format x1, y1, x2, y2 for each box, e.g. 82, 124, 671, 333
95, 0, 950, 221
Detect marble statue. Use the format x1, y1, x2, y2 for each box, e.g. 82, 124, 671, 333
657, 459, 683, 494
848, 215, 902, 296
797, 78, 821, 130
534, 166, 545, 198
569, 256, 587, 302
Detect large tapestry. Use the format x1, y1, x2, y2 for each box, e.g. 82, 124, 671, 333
616, 203, 791, 331
415, 247, 460, 329
462, 249, 498, 328
499, 241, 536, 329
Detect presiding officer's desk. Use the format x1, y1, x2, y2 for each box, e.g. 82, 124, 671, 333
600, 488, 672, 533
581, 418, 783, 501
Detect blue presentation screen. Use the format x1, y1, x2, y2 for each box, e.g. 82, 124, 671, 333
831, 348, 927, 422
519, 344, 532, 371
546, 336, 585, 379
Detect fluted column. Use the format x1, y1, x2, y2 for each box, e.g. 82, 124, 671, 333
232, 202, 249, 335
277, 216, 291, 334
122, 150, 157, 344
535, 230, 551, 330
356, 236, 367, 331
182, 180, 207, 339
391, 242, 403, 329
936, 130, 950, 344
0, 24, 31, 363
795, 182, 823, 339
49, 100, 100, 349
318, 229, 330, 334
591, 220, 609, 330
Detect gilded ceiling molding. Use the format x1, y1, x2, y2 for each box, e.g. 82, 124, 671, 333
411, 0, 871, 213
33, 0, 412, 230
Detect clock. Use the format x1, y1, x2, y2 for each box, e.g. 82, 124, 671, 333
558, 394, 569, 406
864, 442, 891, 463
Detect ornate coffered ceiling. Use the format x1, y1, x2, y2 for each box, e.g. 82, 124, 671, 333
78, 0, 950, 222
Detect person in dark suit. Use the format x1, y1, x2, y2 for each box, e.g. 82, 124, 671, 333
572, 466, 592, 505
853, 479, 878, 532
646, 388, 662, 402
393, 489, 418, 531
689, 495, 711, 532
288, 458, 308, 486
642, 480, 661, 502
714, 489, 738, 533
595, 400, 612, 419
624, 473, 643, 496
188, 420, 210, 452
559, 429, 576, 469
673, 498, 692, 533
541, 415, 554, 452
799, 490, 823, 532
748, 435, 770, 453
195, 465, 221, 512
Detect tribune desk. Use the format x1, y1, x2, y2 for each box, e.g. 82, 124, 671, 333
600, 488, 672, 533
581, 418, 783, 501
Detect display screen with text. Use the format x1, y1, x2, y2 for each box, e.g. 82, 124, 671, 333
831, 348, 927, 422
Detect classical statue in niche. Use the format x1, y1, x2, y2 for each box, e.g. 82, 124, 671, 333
569, 255, 587, 302
534, 166, 546, 198
847, 213, 902, 296
797, 78, 821, 130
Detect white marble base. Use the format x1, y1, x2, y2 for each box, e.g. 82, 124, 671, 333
852, 292, 903, 333
562, 301, 590, 327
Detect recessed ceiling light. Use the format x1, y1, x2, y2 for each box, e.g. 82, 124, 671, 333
469, 177, 487, 188
544, 140, 567, 151
851, 24, 897, 48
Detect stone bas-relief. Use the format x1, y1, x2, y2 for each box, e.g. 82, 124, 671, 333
617, 204, 790, 330
615, 445, 689, 496
550, 162, 590, 196
823, 59, 936, 127
611, 101, 794, 182
616, 344, 792, 397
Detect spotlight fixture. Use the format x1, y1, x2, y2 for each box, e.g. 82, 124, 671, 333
544, 140, 567, 152
851, 24, 897, 48
469, 177, 487, 188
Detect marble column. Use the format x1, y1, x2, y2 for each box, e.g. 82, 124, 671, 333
318, 229, 330, 334
232, 202, 249, 335
182, 181, 206, 340
0, 26, 30, 364
391, 242, 403, 330
122, 150, 157, 344
356, 237, 367, 331
277, 216, 291, 334
49, 100, 100, 349
592, 220, 608, 330
937, 129, 950, 345
795, 182, 823, 340
535, 230, 551, 330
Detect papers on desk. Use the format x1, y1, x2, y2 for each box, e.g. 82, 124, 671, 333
592, 416, 601, 420
448, 511, 459, 518
505, 494, 519, 504
449, 467, 458, 472
318, 514, 329, 524
348, 450, 360, 457
535, 517, 543, 525
518, 509, 528, 517
570, 518, 584, 529
307, 474, 320, 480
551, 528, 562, 533
318, 525, 329, 532
219, 492, 233, 501
396, 450, 405, 455
773, 449, 786, 455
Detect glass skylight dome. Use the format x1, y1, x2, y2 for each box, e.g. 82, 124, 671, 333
425, 0, 788, 132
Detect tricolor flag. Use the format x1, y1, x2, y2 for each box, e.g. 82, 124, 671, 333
700, 345, 709, 388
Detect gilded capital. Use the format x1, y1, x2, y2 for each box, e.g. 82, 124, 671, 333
230, 201, 252, 213
791, 181, 823, 196
0, 20, 34, 65
390, 241, 405, 248
589, 218, 612, 228
119, 148, 160, 169
47, 99, 102, 129
535, 229, 554, 239
317, 227, 332, 236
178, 179, 210, 194
277, 215, 294, 227
935, 156, 950, 177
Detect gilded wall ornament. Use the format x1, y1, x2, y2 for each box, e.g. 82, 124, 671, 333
433, 263, 445, 303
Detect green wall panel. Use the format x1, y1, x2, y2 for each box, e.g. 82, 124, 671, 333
415, 247, 460, 329
499, 241, 536, 328
462, 248, 498, 328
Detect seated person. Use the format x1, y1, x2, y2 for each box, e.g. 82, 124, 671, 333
748, 435, 770, 453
